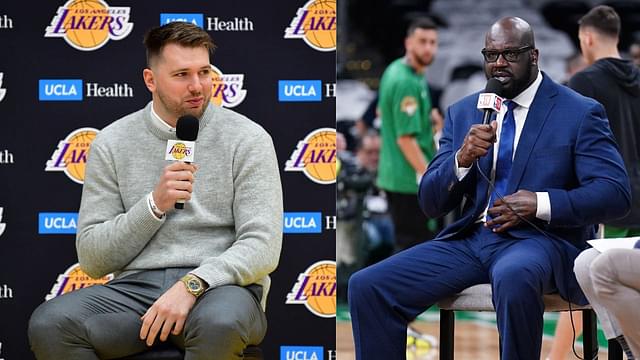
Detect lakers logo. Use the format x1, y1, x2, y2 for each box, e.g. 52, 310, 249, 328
44, 0, 133, 51
46, 127, 99, 184
284, 0, 336, 52
285, 128, 336, 184
286, 260, 336, 318
168, 142, 189, 160
46, 263, 112, 300
210, 65, 247, 108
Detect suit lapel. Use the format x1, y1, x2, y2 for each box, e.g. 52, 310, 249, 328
507, 74, 558, 194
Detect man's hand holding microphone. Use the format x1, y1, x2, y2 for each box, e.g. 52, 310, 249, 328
152, 162, 198, 214
150, 115, 200, 217
460, 78, 537, 232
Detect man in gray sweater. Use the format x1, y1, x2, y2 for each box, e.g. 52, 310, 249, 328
28, 22, 283, 360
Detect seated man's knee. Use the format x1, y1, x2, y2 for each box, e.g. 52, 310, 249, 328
574, 248, 600, 286
348, 266, 379, 301
186, 310, 247, 347
590, 249, 620, 294
493, 265, 541, 298
29, 300, 73, 347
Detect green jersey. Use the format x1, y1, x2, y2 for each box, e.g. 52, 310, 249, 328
377, 58, 435, 194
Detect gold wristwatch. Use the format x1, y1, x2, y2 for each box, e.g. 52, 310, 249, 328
181, 274, 207, 298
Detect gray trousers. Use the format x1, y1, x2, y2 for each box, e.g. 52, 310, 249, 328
28, 268, 267, 360
574, 248, 640, 357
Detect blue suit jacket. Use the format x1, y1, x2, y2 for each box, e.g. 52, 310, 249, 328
419, 73, 631, 303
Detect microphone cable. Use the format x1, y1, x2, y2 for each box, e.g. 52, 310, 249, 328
475, 157, 588, 360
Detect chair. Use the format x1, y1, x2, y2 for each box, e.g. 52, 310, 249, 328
116, 343, 263, 360
436, 284, 623, 360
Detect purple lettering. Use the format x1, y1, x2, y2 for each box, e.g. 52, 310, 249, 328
293, 10, 308, 35
53, 9, 69, 33
309, 16, 328, 31
110, 16, 124, 36
54, 143, 70, 167
99, 16, 112, 30
293, 143, 309, 168
294, 275, 310, 300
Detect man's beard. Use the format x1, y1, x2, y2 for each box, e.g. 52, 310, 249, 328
414, 52, 434, 68
502, 61, 534, 99
157, 90, 210, 120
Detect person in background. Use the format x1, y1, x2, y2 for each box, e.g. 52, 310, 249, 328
629, 40, 640, 68
376, 17, 439, 251
548, 6, 640, 360
562, 52, 587, 85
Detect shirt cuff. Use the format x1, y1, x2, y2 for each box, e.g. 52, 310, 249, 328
433, 131, 442, 151
535, 192, 551, 222
454, 150, 472, 180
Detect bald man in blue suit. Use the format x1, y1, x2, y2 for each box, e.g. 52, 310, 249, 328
348, 17, 631, 360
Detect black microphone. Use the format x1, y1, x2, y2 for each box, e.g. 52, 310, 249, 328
174, 115, 199, 209
477, 78, 505, 125
176, 115, 199, 141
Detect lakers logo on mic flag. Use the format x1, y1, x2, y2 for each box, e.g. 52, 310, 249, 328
165, 140, 195, 162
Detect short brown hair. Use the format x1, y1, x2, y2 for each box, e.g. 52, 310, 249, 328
407, 17, 437, 37
143, 22, 215, 67
579, 5, 620, 39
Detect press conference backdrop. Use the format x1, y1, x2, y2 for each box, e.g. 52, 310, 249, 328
0, 1, 336, 359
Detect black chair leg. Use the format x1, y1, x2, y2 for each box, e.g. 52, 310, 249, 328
608, 338, 623, 360
439, 309, 454, 360
582, 309, 598, 360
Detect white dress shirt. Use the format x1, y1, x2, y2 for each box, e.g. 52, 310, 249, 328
150, 101, 176, 132
455, 71, 551, 222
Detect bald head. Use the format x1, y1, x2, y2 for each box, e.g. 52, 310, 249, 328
482, 17, 539, 99
486, 17, 535, 49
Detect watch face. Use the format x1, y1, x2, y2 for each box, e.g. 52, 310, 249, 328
188, 279, 201, 292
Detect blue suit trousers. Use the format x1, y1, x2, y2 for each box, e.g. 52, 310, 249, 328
348, 225, 568, 360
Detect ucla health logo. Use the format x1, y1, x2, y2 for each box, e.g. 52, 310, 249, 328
160, 13, 204, 27
285, 128, 336, 184
286, 260, 336, 318
46, 127, 99, 184
39, 213, 78, 234
285, 0, 336, 52
0, 72, 6, 102
45, 0, 133, 51
46, 263, 113, 301
40, 79, 133, 101
284, 212, 321, 234
281, 346, 324, 360
39, 79, 83, 101
160, 13, 253, 31
210, 65, 247, 108
279, 80, 321, 102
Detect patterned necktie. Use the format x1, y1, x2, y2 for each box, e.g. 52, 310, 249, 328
488, 100, 517, 214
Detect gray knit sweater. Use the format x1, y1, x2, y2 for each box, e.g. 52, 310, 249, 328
77, 102, 283, 309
